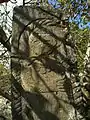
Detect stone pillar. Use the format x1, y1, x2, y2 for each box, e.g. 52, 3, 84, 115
11, 5, 85, 120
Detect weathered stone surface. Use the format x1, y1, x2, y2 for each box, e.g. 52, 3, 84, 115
12, 6, 84, 120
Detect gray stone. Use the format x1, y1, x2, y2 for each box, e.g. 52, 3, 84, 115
11, 6, 85, 120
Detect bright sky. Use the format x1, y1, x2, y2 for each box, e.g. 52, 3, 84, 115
0, 0, 23, 67
0, 0, 23, 35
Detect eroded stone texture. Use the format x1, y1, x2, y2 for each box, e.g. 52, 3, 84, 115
12, 6, 84, 120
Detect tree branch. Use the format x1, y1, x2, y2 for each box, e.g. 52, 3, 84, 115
0, 26, 11, 52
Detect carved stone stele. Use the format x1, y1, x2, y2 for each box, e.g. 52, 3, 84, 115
12, 6, 84, 120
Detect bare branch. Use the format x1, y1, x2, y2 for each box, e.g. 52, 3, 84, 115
0, 26, 11, 52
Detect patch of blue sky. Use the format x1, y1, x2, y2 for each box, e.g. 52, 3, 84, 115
74, 16, 81, 24
77, 5, 84, 10
86, 22, 90, 29
48, 0, 90, 29
69, 14, 81, 23
84, 3, 88, 9
79, 23, 86, 29
48, 0, 61, 8
78, 22, 90, 29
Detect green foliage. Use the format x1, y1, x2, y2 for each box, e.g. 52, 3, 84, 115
70, 24, 90, 73
0, 64, 9, 76
58, 0, 67, 4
